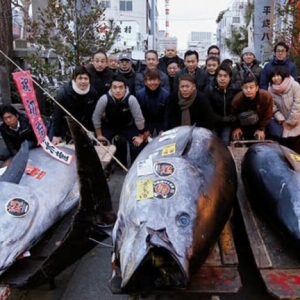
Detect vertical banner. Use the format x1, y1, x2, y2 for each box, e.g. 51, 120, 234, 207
12, 71, 73, 165
254, 0, 275, 62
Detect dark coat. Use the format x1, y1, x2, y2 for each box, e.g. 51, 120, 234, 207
158, 55, 184, 74
168, 91, 217, 130
232, 60, 263, 89
0, 113, 37, 155
259, 56, 298, 90
87, 64, 114, 98
136, 86, 170, 133
204, 79, 241, 118
116, 68, 136, 96
52, 81, 99, 137
173, 67, 209, 93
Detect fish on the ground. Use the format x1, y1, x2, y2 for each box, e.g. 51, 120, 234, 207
109, 126, 237, 294
242, 142, 300, 248
0, 118, 115, 287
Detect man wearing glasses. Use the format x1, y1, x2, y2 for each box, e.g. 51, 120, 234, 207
207, 45, 220, 58
259, 41, 298, 90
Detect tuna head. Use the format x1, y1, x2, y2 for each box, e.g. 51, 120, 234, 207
112, 157, 201, 293
110, 126, 237, 294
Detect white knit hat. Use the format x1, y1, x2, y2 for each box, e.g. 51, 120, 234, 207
241, 47, 256, 57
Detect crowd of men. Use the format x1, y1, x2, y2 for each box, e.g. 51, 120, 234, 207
1, 41, 300, 167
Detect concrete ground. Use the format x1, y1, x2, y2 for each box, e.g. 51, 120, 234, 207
6, 170, 275, 300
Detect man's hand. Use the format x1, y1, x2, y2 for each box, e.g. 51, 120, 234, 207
232, 128, 243, 140
52, 136, 62, 145
254, 130, 265, 140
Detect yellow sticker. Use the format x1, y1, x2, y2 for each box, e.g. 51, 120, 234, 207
137, 178, 154, 200
161, 143, 176, 156
290, 153, 300, 162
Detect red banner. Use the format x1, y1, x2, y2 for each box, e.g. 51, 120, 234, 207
12, 70, 47, 144
12, 71, 73, 165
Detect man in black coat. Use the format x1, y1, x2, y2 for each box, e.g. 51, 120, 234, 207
158, 44, 184, 74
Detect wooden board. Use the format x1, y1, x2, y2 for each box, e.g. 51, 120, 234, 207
139, 221, 241, 296
229, 146, 300, 300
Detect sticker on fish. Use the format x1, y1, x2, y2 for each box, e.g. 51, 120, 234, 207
161, 143, 176, 156
153, 179, 176, 199
137, 157, 153, 176
6, 198, 30, 217
137, 178, 154, 200
154, 162, 175, 177
25, 165, 46, 180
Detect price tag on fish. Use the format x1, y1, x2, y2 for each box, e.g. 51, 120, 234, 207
137, 178, 154, 200
161, 143, 176, 156
137, 157, 153, 176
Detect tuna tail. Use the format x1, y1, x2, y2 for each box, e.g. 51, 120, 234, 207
67, 117, 116, 225
0, 141, 29, 183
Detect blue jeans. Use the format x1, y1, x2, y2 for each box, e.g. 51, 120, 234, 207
214, 126, 233, 146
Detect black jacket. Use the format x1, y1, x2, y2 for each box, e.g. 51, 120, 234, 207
158, 55, 184, 74
174, 67, 209, 93
0, 113, 37, 155
116, 68, 136, 96
87, 65, 114, 98
204, 79, 240, 118
52, 82, 99, 137
168, 91, 217, 130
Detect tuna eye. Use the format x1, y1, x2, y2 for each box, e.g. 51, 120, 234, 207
176, 213, 190, 227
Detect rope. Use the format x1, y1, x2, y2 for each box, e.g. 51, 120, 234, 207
0, 49, 129, 172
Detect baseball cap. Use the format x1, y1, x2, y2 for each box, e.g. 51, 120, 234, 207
118, 53, 132, 61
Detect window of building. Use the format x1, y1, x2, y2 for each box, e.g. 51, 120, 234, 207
232, 17, 240, 23
120, 1, 132, 11
101, 1, 111, 8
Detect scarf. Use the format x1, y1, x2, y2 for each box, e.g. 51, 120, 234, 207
178, 90, 197, 125
270, 77, 291, 95
72, 80, 90, 95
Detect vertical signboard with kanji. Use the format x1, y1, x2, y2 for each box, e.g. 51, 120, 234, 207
254, 0, 275, 62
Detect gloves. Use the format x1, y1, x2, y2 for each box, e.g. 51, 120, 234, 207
222, 115, 237, 123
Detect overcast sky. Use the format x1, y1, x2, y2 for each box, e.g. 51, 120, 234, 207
157, 0, 235, 49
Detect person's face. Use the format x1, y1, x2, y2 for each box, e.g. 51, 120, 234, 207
216, 70, 231, 89
179, 79, 196, 98
74, 74, 90, 90
242, 53, 255, 65
108, 56, 119, 70
167, 62, 180, 77
208, 48, 220, 57
111, 81, 126, 100
206, 60, 219, 75
242, 82, 259, 99
165, 46, 177, 58
275, 46, 288, 61
3, 112, 18, 128
118, 59, 131, 71
92, 53, 107, 72
145, 76, 160, 91
145, 53, 158, 70
184, 54, 198, 73
272, 73, 283, 85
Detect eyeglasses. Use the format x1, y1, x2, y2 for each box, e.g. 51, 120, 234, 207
276, 50, 287, 54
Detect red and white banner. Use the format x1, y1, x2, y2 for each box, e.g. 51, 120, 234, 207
12, 71, 73, 165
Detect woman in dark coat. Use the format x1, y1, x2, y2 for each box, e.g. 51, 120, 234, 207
52, 66, 99, 145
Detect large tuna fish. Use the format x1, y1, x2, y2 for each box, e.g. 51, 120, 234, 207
0, 118, 115, 287
109, 126, 237, 294
242, 143, 300, 248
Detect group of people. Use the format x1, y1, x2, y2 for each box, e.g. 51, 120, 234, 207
1, 40, 300, 166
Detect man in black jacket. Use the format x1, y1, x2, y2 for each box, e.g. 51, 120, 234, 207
0, 105, 37, 160
158, 44, 184, 74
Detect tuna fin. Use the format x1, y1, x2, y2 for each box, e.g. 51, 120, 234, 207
67, 117, 116, 225
179, 124, 196, 156
0, 141, 29, 183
